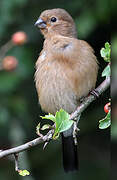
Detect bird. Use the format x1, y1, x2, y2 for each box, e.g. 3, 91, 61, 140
34, 8, 98, 172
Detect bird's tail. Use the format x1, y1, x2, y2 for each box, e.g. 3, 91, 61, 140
61, 134, 78, 172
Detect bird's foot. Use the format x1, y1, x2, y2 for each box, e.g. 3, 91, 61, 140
90, 89, 99, 98
79, 96, 85, 103
43, 129, 54, 149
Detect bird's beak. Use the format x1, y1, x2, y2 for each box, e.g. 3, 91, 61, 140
34, 18, 46, 29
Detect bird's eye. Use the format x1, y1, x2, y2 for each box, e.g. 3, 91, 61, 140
51, 17, 57, 22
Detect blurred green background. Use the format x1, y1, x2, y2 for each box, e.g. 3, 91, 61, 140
0, 0, 113, 179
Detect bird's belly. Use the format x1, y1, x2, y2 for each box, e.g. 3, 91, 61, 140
36, 66, 78, 114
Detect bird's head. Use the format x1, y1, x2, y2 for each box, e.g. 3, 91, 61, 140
35, 8, 77, 38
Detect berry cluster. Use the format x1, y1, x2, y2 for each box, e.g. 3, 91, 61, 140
0, 31, 27, 71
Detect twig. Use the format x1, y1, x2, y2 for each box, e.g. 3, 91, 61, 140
0, 40, 14, 60
0, 76, 110, 159
0, 40, 14, 70
14, 153, 19, 172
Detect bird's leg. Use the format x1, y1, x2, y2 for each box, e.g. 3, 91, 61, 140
73, 115, 80, 145
43, 128, 54, 149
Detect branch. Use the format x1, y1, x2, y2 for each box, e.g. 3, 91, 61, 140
0, 130, 53, 158
0, 40, 14, 60
0, 77, 110, 159
70, 76, 110, 120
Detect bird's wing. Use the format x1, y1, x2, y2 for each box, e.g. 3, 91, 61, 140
47, 35, 98, 99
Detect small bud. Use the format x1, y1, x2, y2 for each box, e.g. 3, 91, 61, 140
2, 56, 18, 71
12, 31, 27, 45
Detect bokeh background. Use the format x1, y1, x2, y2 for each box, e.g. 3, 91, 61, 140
0, 0, 114, 179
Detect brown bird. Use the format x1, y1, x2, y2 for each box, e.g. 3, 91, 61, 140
34, 8, 98, 172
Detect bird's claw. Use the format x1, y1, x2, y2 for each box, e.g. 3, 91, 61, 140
90, 89, 99, 98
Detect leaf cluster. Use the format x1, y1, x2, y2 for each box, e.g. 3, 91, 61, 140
99, 42, 111, 129
38, 109, 73, 139
101, 42, 111, 78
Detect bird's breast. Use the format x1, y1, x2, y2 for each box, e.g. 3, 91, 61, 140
35, 57, 78, 114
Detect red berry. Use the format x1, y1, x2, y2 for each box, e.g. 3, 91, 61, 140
2, 56, 18, 71
104, 102, 111, 113
12, 31, 27, 45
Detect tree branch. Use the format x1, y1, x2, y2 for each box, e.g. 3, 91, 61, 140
0, 76, 110, 159
0, 130, 53, 158
70, 76, 110, 120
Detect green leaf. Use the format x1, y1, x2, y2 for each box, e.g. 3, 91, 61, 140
36, 123, 41, 135
40, 114, 56, 122
53, 132, 60, 140
100, 48, 106, 58
99, 111, 111, 129
40, 109, 74, 140
100, 42, 111, 62
105, 42, 110, 49
102, 64, 111, 77
41, 124, 51, 130
19, 169, 30, 176
53, 109, 73, 139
